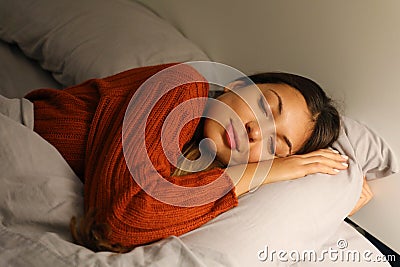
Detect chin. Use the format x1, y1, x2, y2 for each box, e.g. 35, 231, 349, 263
221, 155, 244, 167
214, 150, 231, 166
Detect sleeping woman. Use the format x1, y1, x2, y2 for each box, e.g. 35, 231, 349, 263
24, 62, 368, 253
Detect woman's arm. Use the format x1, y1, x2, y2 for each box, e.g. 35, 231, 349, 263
226, 149, 349, 196
79, 64, 241, 251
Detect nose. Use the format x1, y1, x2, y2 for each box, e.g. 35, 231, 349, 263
245, 121, 261, 142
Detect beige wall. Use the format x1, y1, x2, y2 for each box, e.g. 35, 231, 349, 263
139, 0, 400, 252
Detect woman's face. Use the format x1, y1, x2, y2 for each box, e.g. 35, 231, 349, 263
203, 82, 315, 166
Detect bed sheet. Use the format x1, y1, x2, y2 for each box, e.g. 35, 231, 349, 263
291, 221, 392, 266
0, 96, 236, 267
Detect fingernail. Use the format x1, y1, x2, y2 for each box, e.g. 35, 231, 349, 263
341, 155, 349, 160
342, 162, 349, 167
333, 168, 340, 173
329, 148, 340, 153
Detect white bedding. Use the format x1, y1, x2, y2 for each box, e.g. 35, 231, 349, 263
291, 221, 393, 266
0, 0, 398, 265
0, 94, 395, 266
0, 97, 234, 267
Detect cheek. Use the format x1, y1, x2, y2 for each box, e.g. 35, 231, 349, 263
203, 118, 228, 155
217, 93, 252, 120
203, 118, 219, 141
274, 139, 287, 157
247, 145, 262, 163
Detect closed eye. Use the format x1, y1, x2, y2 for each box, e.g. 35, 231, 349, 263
269, 136, 275, 155
259, 96, 270, 118
283, 136, 293, 155
269, 89, 283, 115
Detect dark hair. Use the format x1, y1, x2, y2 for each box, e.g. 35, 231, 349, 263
237, 72, 340, 154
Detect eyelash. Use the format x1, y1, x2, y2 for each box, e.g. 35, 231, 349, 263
259, 97, 276, 155
259, 97, 269, 118
269, 136, 275, 155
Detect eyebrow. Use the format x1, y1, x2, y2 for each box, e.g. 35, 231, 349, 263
269, 89, 292, 155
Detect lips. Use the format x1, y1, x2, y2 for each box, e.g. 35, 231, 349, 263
225, 120, 238, 150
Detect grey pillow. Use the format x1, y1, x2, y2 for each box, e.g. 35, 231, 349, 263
0, 0, 209, 86
336, 116, 399, 180
0, 41, 62, 98
180, 116, 399, 266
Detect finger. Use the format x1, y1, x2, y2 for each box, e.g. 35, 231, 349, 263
303, 162, 344, 176
322, 148, 340, 154
301, 155, 349, 171
313, 149, 348, 160
300, 149, 349, 162
363, 181, 374, 196
298, 162, 346, 176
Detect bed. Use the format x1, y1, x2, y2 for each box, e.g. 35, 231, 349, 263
0, 0, 398, 266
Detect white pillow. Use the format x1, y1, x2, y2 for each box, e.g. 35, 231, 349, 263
180, 116, 399, 266
0, 0, 209, 86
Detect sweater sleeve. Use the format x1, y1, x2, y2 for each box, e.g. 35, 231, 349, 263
83, 63, 238, 248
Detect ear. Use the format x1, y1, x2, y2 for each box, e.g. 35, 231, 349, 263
223, 80, 246, 93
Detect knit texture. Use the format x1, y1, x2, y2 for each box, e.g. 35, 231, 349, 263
26, 63, 238, 248
26, 81, 100, 179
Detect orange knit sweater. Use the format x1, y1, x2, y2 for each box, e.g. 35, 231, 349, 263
26, 63, 238, 248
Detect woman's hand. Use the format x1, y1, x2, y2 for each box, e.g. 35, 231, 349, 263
228, 148, 349, 196
348, 177, 374, 216
266, 149, 349, 184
